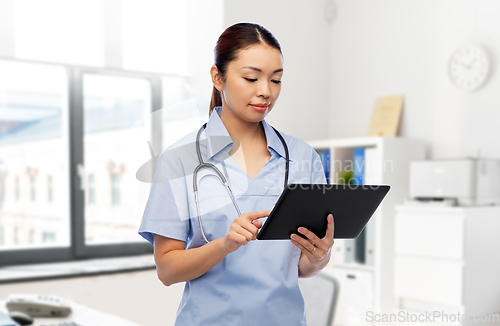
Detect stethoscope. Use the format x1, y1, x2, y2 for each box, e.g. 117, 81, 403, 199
194, 122, 290, 243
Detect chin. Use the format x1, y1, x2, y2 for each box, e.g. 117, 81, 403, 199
250, 111, 269, 121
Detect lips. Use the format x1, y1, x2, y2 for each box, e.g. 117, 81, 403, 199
250, 103, 270, 112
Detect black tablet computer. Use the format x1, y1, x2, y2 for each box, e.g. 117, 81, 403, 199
256, 184, 390, 240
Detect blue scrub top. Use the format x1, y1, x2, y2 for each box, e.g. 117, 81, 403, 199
139, 106, 327, 326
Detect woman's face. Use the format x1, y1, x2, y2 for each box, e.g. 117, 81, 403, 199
216, 43, 284, 123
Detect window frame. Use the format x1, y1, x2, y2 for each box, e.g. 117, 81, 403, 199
87, 174, 95, 205
0, 62, 165, 266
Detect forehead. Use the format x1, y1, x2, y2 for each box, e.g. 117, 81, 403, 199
230, 43, 283, 71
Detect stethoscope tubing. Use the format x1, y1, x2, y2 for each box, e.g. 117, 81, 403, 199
194, 122, 289, 243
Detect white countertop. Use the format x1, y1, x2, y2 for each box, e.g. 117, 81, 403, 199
1, 300, 141, 326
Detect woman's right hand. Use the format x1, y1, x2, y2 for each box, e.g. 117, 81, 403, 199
222, 210, 270, 253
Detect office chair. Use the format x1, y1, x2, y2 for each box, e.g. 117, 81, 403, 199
299, 272, 339, 326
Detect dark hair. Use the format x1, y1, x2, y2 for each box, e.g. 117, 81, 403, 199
209, 23, 282, 116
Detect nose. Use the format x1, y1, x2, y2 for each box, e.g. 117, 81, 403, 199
257, 81, 271, 98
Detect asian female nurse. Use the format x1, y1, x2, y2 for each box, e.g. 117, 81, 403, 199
139, 22, 334, 326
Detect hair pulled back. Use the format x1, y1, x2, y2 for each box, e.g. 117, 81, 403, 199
209, 23, 282, 116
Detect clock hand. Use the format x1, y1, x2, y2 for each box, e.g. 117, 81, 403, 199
466, 58, 477, 69
458, 60, 469, 69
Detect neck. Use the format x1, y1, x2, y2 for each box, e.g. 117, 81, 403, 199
218, 105, 266, 144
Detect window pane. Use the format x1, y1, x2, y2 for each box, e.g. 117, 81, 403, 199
14, 0, 104, 66
122, 0, 188, 74
83, 74, 152, 245
0, 60, 70, 250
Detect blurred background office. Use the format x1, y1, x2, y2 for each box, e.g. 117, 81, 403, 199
1, 0, 500, 325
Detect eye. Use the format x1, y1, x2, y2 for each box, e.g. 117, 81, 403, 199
244, 78, 257, 82
271, 79, 282, 84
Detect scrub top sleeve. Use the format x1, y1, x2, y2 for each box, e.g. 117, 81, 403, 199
311, 150, 328, 185
138, 150, 191, 245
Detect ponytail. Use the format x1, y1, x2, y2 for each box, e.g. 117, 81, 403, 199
209, 86, 222, 117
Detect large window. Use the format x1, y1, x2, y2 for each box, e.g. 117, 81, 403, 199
0, 0, 222, 266
82, 74, 152, 245
0, 60, 166, 265
0, 60, 70, 252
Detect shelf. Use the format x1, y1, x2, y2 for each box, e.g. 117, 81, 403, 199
307, 136, 427, 325
308, 136, 425, 149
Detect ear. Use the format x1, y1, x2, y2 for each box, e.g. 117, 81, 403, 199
210, 65, 223, 91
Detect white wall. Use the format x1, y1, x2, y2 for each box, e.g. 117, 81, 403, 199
224, 0, 332, 142
329, 0, 500, 159
185, 0, 224, 113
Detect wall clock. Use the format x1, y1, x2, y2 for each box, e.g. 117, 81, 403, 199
448, 45, 490, 91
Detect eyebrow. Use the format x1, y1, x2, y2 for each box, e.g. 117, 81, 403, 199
242, 66, 283, 73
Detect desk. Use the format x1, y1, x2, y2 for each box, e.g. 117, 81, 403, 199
1, 301, 141, 326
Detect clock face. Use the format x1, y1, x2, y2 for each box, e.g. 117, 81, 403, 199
448, 45, 490, 91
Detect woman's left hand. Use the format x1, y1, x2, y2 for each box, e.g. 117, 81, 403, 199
290, 214, 334, 271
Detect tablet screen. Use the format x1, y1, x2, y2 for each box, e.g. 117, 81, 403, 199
257, 184, 390, 240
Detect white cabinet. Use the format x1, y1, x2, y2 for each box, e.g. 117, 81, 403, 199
395, 256, 464, 306
308, 137, 426, 325
394, 205, 500, 325
394, 209, 464, 259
